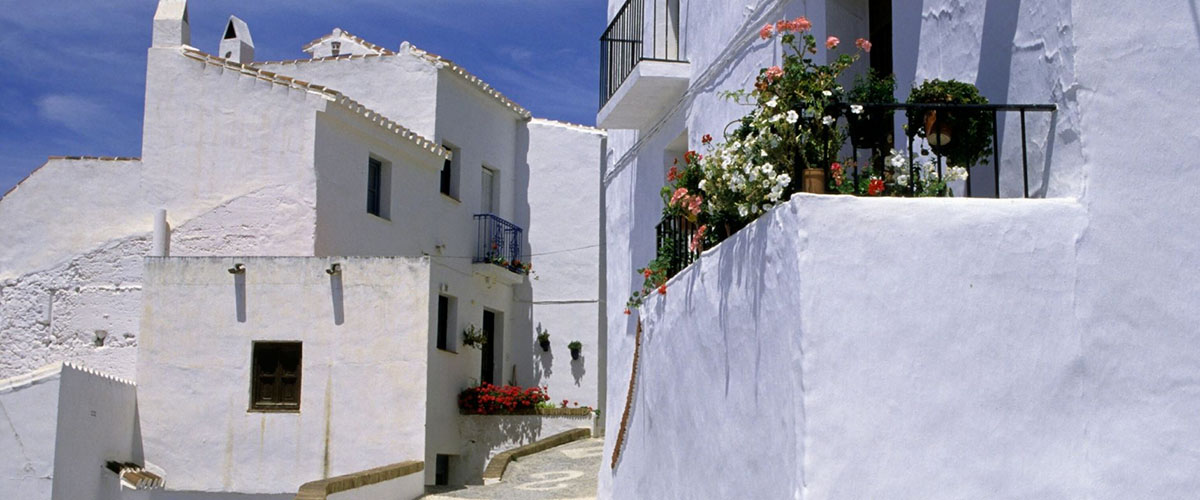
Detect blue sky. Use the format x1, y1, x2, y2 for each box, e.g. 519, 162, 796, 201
0, 0, 605, 194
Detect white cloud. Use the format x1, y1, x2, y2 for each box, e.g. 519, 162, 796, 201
36, 94, 107, 133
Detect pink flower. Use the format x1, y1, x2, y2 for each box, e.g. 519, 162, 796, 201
855, 38, 872, 52
670, 187, 689, 206
759, 23, 773, 39
826, 36, 840, 49
667, 165, 679, 182
831, 162, 842, 172
793, 16, 812, 32
685, 194, 703, 216
765, 65, 784, 83
689, 224, 708, 252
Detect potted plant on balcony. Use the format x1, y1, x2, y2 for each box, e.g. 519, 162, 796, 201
461, 324, 487, 350
846, 70, 896, 150
536, 324, 551, 352
567, 341, 582, 360
906, 79, 994, 169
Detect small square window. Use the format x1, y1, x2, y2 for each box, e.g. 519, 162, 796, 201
250, 342, 302, 411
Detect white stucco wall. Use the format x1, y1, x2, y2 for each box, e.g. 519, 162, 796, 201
520, 120, 607, 410
457, 413, 594, 484
600, 194, 1086, 499
602, 0, 1200, 498
311, 108, 454, 258
255, 54, 440, 140
0, 159, 145, 280
138, 257, 429, 494
423, 261, 522, 485
51, 364, 142, 500
0, 43, 332, 379
1069, 1, 1200, 496
0, 364, 62, 500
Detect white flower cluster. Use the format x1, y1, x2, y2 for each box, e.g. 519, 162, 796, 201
698, 107, 793, 218
884, 149, 968, 194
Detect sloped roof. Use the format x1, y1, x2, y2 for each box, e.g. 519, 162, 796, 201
181, 47, 450, 161
301, 28, 394, 55
399, 42, 532, 119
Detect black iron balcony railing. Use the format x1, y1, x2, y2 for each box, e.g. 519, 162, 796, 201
652, 102, 1057, 280
599, 0, 685, 109
838, 102, 1057, 198
654, 215, 700, 278
474, 213, 525, 273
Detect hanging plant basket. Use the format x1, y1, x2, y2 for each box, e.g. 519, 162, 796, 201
568, 341, 582, 360
539, 338, 551, 352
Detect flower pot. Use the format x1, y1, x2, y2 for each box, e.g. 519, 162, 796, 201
802, 168, 826, 194
570, 348, 581, 360
539, 339, 551, 352
923, 110, 953, 149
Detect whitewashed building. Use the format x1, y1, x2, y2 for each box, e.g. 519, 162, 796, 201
600, 0, 1200, 499
0, 0, 605, 498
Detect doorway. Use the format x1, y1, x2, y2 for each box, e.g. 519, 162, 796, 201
481, 310, 497, 384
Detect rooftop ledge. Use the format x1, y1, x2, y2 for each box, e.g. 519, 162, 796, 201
597, 59, 690, 130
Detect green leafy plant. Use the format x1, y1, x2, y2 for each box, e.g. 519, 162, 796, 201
568, 341, 582, 351
536, 324, 550, 343
461, 324, 487, 349
846, 70, 896, 149
906, 79, 994, 169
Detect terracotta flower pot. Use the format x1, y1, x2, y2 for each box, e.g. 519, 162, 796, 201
923, 110, 953, 147
802, 168, 826, 194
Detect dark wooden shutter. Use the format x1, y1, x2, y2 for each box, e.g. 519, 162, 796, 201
252, 342, 302, 411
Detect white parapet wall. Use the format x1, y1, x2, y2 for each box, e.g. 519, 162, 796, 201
457, 411, 595, 485
602, 194, 1088, 498
0, 364, 63, 500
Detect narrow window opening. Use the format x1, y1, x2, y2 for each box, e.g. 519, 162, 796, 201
367, 158, 382, 216
250, 342, 302, 411
440, 144, 459, 199
366, 156, 390, 218
481, 166, 497, 214
437, 295, 457, 352
223, 23, 237, 39
868, 0, 894, 77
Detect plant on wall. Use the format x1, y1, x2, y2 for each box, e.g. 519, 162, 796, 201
536, 324, 551, 352
625, 17, 871, 313
906, 79, 994, 170
461, 324, 487, 349
568, 341, 583, 360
